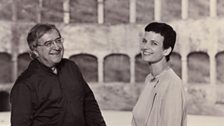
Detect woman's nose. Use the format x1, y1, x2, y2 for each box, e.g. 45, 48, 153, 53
140, 43, 151, 49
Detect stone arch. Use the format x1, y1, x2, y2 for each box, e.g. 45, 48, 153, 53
18, 52, 32, 76
104, 53, 130, 82
216, 51, 224, 84
0, 52, 12, 83
0, 91, 10, 111
135, 53, 149, 82
169, 52, 182, 78
187, 51, 210, 84
69, 53, 98, 82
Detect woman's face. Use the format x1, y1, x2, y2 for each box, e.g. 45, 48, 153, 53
140, 31, 168, 63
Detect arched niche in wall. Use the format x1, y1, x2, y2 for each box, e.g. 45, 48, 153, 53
215, 51, 224, 104
69, 54, 98, 82
0, 91, 10, 111
217, 0, 224, 16
136, 0, 154, 23
135, 53, 149, 83
0, 52, 12, 83
42, 0, 63, 22
162, 0, 181, 21
187, 51, 210, 84
18, 52, 32, 76
104, 0, 129, 24
17, 0, 39, 21
189, 0, 209, 19
216, 51, 224, 84
104, 53, 130, 82
169, 52, 182, 78
70, 0, 97, 23
0, 0, 12, 20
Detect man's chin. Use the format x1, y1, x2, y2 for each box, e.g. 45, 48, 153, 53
54, 58, 62, 63
51, 54, 63, 59
50, 56, 62, 64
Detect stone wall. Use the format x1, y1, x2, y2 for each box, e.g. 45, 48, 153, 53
1, 18, 224, 56
0, 18, 224, 115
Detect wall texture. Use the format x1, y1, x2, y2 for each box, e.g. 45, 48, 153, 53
0, 18, 224, 115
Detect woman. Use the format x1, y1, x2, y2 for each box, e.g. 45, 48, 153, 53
132, 22, 187, 126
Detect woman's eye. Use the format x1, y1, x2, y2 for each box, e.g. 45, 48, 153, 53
151, 41, 158, 45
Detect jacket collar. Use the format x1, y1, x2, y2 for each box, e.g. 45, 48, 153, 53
28, 59, 63, 75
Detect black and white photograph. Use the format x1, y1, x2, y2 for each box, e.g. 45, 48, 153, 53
0, 0, 224, 126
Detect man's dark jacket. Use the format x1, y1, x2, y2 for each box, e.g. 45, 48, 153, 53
10, 59, 106, 126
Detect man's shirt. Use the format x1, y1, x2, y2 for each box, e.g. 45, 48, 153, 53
10, 59, 106, 126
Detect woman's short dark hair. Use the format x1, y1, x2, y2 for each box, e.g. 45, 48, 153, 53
145, 22, 176, 61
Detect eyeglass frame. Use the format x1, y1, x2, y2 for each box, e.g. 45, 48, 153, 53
36, 37, 64, 48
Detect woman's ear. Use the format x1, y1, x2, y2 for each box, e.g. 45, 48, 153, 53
163, 47, 172, 56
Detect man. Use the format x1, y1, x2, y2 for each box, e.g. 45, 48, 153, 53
132, 22, 187, 126
10, 23, 106, 126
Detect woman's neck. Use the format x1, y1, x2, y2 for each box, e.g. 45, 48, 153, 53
148, 58, 169, 77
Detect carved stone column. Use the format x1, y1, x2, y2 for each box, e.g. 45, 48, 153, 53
154, 0, 161, 21
97, 0, 104, 24
98, 55, 104, 83
129, 0, 136, 23
63, 0, 70, 24
181, 0, 188, 19
210, 0, 217, 17
130, 55, 135, 83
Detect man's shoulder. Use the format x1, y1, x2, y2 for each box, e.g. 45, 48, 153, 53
61, 58, 77, 66
12, 71, 33, 93
15, 69, 35, 86
15, 61, 42, 87
60, 58, 80, 71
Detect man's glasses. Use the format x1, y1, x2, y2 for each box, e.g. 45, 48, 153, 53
36, 38, 64, 48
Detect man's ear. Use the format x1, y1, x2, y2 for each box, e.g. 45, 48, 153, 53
29, 50, 39, 59
163, 47, 172, 56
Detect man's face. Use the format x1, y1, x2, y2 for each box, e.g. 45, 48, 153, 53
140, 31, 168, 63
33, 29, 64, 67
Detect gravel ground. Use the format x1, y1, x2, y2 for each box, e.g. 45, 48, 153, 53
1, 111, 224, 126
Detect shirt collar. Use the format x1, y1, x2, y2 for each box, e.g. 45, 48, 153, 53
30, 59, 62, 75
149, 67, 171, 83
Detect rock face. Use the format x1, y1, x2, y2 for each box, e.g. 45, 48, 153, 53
0, 18, 224, 115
